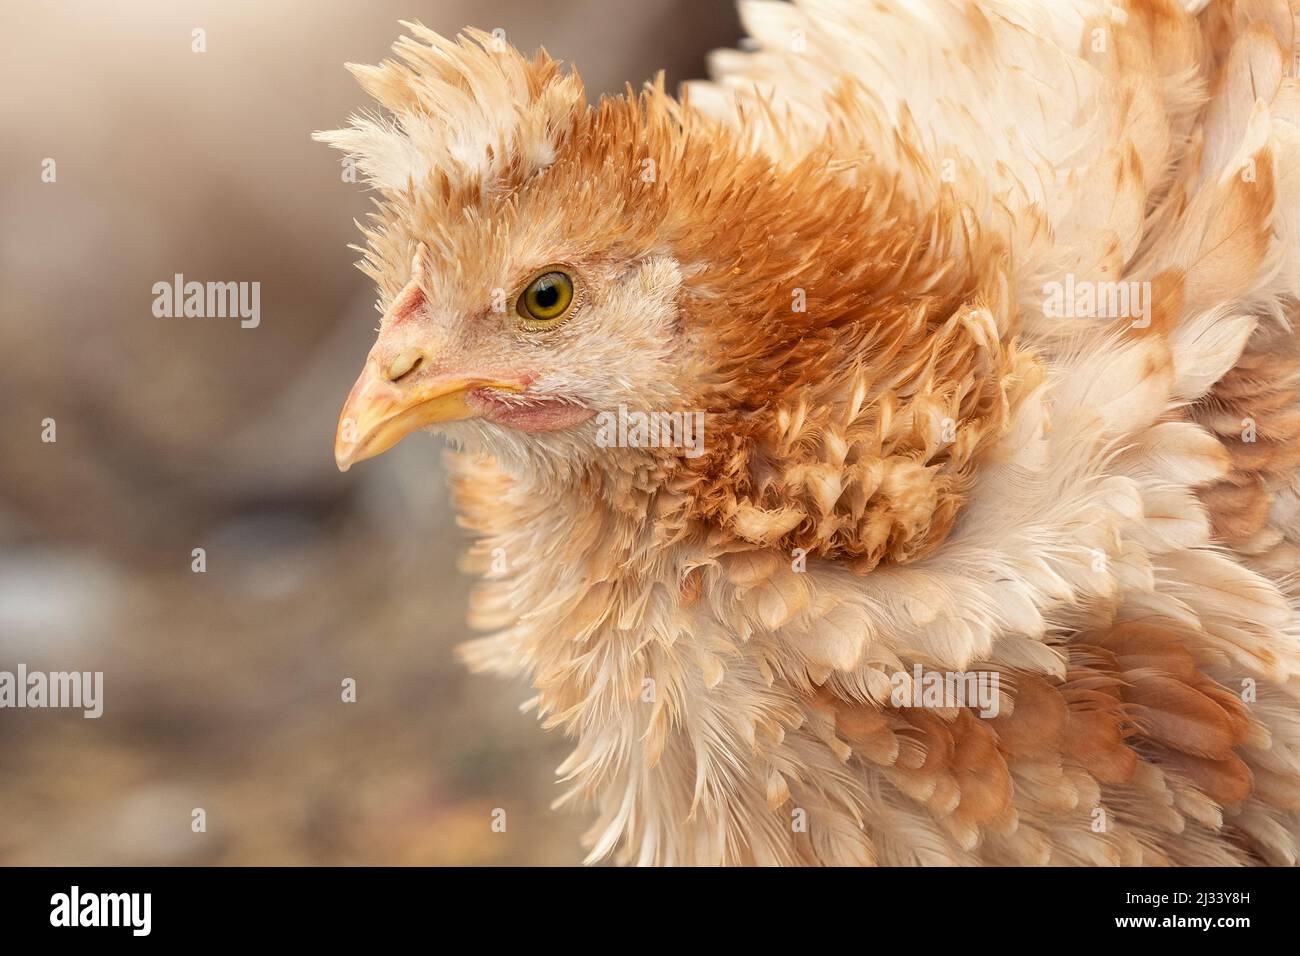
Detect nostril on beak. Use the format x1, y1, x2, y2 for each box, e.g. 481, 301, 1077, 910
386, 348, 424, 383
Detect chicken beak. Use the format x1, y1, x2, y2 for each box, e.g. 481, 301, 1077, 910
333, 360, 522, 472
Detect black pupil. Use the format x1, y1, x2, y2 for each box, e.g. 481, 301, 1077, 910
534, 280, 559, 310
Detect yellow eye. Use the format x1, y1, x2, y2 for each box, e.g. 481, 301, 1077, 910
516, 270, 575, 326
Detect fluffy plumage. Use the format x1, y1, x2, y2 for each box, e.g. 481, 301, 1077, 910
318, 0, 1300, 865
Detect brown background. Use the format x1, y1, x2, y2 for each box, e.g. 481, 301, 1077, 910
0, 0, 740, 865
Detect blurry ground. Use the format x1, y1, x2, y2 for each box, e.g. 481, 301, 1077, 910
0, 0, 740, 865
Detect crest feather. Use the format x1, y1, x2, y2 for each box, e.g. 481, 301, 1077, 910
313, 24, 586, 197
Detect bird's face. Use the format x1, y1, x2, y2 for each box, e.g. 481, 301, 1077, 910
333, 212, 692, 474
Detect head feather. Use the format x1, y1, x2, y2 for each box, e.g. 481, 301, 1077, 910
313, 24, 585, 199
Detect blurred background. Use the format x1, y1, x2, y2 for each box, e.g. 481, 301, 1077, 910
0, 0, 740, 865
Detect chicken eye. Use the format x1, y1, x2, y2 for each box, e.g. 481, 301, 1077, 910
517, 271, 574, 325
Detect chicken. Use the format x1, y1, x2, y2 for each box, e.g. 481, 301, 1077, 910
316, 0, 1300, 865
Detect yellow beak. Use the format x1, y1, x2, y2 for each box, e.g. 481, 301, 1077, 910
334, 361, 521, 472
